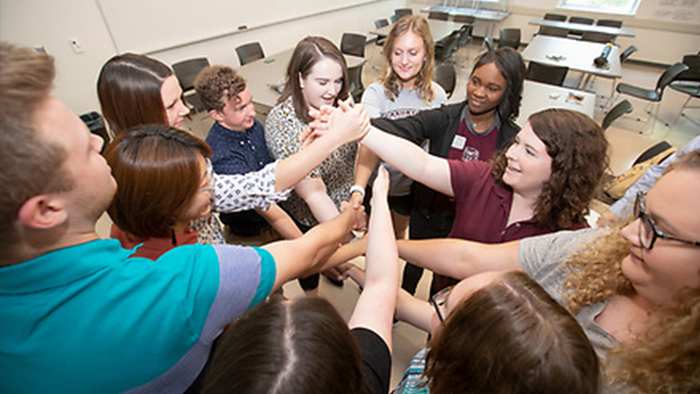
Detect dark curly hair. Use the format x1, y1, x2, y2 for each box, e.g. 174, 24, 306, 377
491, 108, 609, 229
194, 65, 247, 112
471, 47, 525, 122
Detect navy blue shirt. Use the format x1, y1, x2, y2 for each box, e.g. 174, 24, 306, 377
206, 119, 273, 230
206, 118, 273, 176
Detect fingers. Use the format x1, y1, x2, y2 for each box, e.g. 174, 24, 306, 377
350, 191, 364, 210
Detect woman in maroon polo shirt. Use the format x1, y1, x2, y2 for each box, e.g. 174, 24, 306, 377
356, 107, 609, 294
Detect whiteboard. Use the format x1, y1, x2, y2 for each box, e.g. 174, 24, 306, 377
97, 0, 381, 53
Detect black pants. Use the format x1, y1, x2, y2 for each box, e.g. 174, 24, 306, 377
401, 209, 454, 296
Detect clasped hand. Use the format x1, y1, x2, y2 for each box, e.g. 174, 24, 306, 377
299, 99, 371, 147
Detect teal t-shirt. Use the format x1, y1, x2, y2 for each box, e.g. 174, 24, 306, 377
0, 239, 275, 394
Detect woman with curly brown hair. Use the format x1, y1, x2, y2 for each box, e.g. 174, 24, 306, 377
343, 107, 608, 294
393, 150, 700, 393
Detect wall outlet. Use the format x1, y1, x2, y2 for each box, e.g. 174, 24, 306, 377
70, 39, 85, 54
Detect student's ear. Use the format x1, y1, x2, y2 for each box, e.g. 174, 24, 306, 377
17, 195, 68, 230
298, 72, 304, 90
209, 109, 224, 123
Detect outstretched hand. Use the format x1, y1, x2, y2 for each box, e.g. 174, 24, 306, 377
300, 99, 370, 148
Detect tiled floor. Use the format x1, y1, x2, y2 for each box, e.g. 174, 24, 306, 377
95, 37, 699, 391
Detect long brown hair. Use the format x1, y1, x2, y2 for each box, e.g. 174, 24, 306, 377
97, 53, 173, 135
202, 296, 363, 394
278, 36, 349, 124
103, 124, 211, 239
425, 271, 600, 394
492, 108, 609, 229
380, 15, 437, 103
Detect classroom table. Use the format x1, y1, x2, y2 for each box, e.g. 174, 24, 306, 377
422, 5, 509, 38
521, 35, 622, 90
515, 80, 596, 127
237, 48, 365, 114
529, 19, 636, 38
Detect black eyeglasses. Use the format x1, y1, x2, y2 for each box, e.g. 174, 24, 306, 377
633, 191, 700, 250
429, 286, 453, 323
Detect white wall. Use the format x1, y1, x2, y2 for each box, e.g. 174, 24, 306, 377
0, 0, 403, 115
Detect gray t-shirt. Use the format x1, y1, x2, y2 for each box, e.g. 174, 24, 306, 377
361, 81, 447, 196
519, 229, 628, 394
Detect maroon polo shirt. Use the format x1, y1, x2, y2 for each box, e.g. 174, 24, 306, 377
430, 160, 588, 293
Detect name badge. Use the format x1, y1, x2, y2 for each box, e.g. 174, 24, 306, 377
451, 135, 466, 150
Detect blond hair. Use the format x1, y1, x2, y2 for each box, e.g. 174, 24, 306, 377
380, 15, 437, 104
563, 151, 700, 392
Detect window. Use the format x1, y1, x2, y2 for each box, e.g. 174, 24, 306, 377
557, 0, 641, 15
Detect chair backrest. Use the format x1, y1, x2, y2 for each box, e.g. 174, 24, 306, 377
390, 14, 401, 24
569, 16, 594, 25
434, 63, 457, 98
596, 19, 623, 28
484, 36, 495, 52
676, 54, 700, 82
602, 99, 633, 130
428, 11, 449, 21
498, 28, 521, 50
341, 33, 366, 58
633, 140, 673, 166
236, 42, 265, 66
457, 24, 474, 47
619, 45, 638, 63
434, 31, 461, 64
453, 15, 475, 24
172, 57, 211, 91
526, 61, 568, 86
656, 62, 691, 94
581, 31, 614, 43
395, 8, 412, 17
347, 63, 365, 102
374, 18, 389, 29
543, 13, 567, 21
538, 26, 569, 37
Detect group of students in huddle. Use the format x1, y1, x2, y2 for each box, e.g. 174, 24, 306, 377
1, 14, 698, 394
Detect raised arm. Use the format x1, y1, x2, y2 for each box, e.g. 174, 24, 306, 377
352, 145, 380, 207
348, 167, 399, 349
397, 238, 522, 280
360, 126, 453, 197
262, 202, 365, 291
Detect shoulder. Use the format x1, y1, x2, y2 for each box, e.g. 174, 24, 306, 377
519, 228, 600, 274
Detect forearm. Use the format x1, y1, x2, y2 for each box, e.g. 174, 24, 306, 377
395, 289, 433, 333
316, 237, 367, 272
255, 205, 303, 239
348, 182, 399, 347
354, 144, 379, 189
362, 127, 453, 196
294, 177, 340, 223
263, 208, 357, 290
398, 238, 522, 280
274, 136, 344, 191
